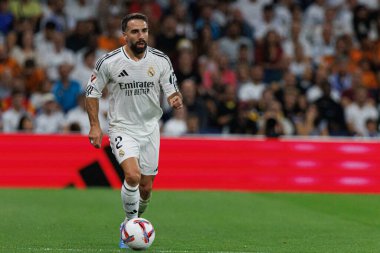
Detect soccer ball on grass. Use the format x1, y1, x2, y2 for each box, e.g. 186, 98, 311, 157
121, 218, 155, 250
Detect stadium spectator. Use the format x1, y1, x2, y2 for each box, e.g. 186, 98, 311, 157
236, 43, 253, 67
254, 4, 286, 41
306, 65, 340, 103
17, 114, 34, 132
255, 30, 287, 84
345, 86, 378, 136
0, 42, 21, 78
185, 112, 201, 134
180, 79, 208, 131
163, 106, 187, 136
202, 54, 237, 92
215, 85, 239, 134
34, 21, 57, 54
52, 63, 82, 113
0, 0, 14, 36
39, 0, 75, 32
258, 100, 294, 136
2, 89, 30, 132
229, 103, 259, 135
64, 0, 97, 25
303, 0, 326, 41
11, 29, 41, 67
64, 93, 107, 134
9, 0, 42, 30
218, 20, 253, 68
229, 8, 254, 39
41, 31, 75, 81
288, 43, 313, 80
194, 2, 221, 40
311, 23, 336, 65
363, 118, 380, 137
34, 93, 65, 133
155, 14, 183, 60
237, 64, 265, 107
172, 2, 196, 40
128, 0, 162, 26
174, 47, 201, 87
357, 58, 379, 90
314, 80, 348, 136
65, 20, 92, 53
232, 0, 271, 32
97, 16, 124, 52
97, 0, 126, 32
29, 79, 53, 112
328, 58, 353, 97
22, 58, 46, 95
282, 20, 311, 60
352, 4, 372, 42
71, 48, 96, 90
294, 103, 328, 136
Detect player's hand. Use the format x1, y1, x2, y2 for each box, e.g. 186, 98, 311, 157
88, 125, 103, 149
169, 95, 183, 110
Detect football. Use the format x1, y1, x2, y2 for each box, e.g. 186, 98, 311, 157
121, 218, 155, 250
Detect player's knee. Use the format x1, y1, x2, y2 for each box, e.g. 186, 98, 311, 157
125, 171, 141, 186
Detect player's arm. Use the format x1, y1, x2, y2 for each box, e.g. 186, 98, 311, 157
85, 62, 108, 148
167, 91, 183, 110
86, 97, 103, 148
160, 56, 183, 110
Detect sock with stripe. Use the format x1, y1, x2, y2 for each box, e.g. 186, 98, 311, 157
121, 180, 140, 220
138, 195, 151, 217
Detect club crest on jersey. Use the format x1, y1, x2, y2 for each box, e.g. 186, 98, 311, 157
119, 149, 125, 157
147, 67, 155, 77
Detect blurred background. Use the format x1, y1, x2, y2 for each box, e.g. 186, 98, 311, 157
1, 0, 380, 138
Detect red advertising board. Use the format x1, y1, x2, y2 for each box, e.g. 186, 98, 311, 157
1, 134, 380, 194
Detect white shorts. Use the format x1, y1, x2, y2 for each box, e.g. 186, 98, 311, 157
109, 127, 160, 176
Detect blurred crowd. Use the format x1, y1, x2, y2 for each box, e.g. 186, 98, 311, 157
1, 0, 380, 137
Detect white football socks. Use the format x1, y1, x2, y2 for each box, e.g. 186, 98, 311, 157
121, 180, 140, 220
138, 196, 151, 217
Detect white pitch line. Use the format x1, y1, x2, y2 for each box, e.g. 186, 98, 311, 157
0, 247, 267, 253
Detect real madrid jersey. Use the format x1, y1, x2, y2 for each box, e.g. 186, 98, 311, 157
86, 46, 179, 136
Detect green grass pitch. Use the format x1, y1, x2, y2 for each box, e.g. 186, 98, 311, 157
1, 189, 380, 253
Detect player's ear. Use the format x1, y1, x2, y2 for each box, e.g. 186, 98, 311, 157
122, 32, 128, 43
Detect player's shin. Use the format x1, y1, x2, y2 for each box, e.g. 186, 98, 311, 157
138, 195, 151, 217
121, 180, 140, 220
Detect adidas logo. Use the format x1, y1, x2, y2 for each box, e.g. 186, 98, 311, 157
118, 70, 129, 77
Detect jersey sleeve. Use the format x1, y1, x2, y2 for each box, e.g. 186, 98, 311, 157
159, 57, 179, 97
85, 60, 109, 99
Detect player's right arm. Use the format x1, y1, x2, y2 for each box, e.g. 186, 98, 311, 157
86, 97, 103, 148
85, 60, 109, 148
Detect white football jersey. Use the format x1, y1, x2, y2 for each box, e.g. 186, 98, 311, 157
86, 46, 179, 136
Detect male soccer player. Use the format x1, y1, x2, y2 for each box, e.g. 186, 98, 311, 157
85, 13, 183, 248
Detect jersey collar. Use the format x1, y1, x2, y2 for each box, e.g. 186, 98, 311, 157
122, 46, 147, 61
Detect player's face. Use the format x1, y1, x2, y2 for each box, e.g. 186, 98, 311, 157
124, 19, 148, 55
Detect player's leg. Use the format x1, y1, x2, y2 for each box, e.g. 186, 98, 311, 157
109, 133, 141, 220
138, 175, 155, 217
120, 157, 141, 220
119, 158, 141, 250
138, 125, 159, 217
109, 133, 142, 249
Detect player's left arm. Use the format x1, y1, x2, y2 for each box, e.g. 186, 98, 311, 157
167, 92, 183, 110
160, 56, 183, 110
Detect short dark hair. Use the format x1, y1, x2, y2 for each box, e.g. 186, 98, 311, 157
121, 13, 148, 32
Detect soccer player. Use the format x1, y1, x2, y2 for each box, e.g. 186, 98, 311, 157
85, 13, 183, 248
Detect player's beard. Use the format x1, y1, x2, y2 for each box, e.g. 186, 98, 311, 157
130, 40, 147, 55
